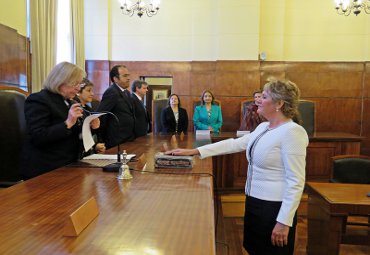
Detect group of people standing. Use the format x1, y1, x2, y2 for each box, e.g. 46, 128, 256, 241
20, 61, 308, 255
161, 89, 223, 134
19, 62, 225, 180
166, 79, 308, 255
96, 65, 151, 149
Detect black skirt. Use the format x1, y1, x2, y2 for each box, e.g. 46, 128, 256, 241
243, 195, 297, 255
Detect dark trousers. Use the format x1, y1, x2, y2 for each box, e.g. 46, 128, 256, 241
243, 195, 297, 255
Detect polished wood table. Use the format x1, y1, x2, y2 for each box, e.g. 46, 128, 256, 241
210, 132, 363, 192
306, 182, 370, 255
0, 134, 215, 254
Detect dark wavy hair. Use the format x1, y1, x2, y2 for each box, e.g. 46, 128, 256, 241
167, 94, 181, 108
201, 90, 215, 105
79, 78, 94, 93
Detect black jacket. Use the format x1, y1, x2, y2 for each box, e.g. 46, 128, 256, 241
20, 89, 81, 179
131, 93, 152, 138
160, 107, 188, 134
97, 83, 135, 149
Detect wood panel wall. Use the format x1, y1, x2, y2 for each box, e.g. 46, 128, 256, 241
0, 23, 31, 91
85, 60, 370, 156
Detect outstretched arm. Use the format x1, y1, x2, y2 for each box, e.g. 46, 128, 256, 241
164, 148, 200, 156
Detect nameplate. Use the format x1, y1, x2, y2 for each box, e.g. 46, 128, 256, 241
63, 197, 99, 237
195, 130, 211, 139
236, 130, 250, 137
179, 132, 185, 141
171, 134, 177, 144
136, 153, 147, 170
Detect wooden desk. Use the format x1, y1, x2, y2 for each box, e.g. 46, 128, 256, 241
0, 135, 216, 254
306, 182, 370, 255
210, 132, 363, 192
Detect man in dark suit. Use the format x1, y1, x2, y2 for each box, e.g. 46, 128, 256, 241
131, 80, 152, 137
97, 65, 135, 149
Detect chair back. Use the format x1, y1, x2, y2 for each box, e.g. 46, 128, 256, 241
0, 86, 28, 186
152, 99, 168, 134
193, 99, 221, 108
298, 100, 315, 136
240, 100, 254, 124
331, 155, 370, 184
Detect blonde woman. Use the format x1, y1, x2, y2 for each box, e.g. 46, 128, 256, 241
20, 62, 97, 179
166, 79, 308, 255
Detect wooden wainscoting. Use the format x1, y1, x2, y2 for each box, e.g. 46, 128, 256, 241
0, 23, 31, 91
85, 60, 370, 156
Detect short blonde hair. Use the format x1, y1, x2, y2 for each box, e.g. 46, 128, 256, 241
264, 78, 301, 123
43, 62, 86, 94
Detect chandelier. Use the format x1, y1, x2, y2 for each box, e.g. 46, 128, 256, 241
335, 0, 370, 16
119, 0, 160, 18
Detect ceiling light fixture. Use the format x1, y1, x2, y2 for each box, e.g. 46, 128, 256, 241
119, 0, 160, 18
334, 0, 370, 16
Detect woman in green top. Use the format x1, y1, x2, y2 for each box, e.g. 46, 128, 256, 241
193, 90, 222, 133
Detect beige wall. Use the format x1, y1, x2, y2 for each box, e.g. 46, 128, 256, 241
1, 0, 369, 61
0, 0, 27, 36
86, 0, 260, 61
85, 0, 370, 62
260, 0, 370, 61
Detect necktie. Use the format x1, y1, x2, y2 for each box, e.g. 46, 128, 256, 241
124, 90, 131, 98
141, 99, 146, 111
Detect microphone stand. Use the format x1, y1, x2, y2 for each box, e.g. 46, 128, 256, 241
78, 105, 124, 172
99, 111, 123, 172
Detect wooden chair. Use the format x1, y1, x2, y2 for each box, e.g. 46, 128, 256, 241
331, 155, 370, 184
0, 85, 28, 187
193, 99, 221, 108
298, 100, 315, 136
240, 99, 254, 126
330, 154, 370, 243
151, 99, 168, 134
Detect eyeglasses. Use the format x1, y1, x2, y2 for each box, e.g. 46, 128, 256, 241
68, 81, 84, 88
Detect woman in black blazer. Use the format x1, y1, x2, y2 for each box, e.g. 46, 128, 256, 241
20, 62, 96, 179
160, 94, 188, 134
75, 78, 106, 159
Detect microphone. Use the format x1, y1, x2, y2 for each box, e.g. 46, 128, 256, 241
70, 99, 84, 127
74, 100, 123, 172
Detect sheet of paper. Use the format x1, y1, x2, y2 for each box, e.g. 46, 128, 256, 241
82, 113, 106, 152
195, 130, 211, 139
83, 154, 136, 160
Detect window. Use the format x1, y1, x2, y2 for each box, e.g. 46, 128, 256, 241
56, 0, 72, 63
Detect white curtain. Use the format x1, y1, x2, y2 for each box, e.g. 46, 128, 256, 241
30, 0, 57, 92
70, 0, 85, 71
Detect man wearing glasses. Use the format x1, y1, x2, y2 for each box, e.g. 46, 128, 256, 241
98, 65, 136, 149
